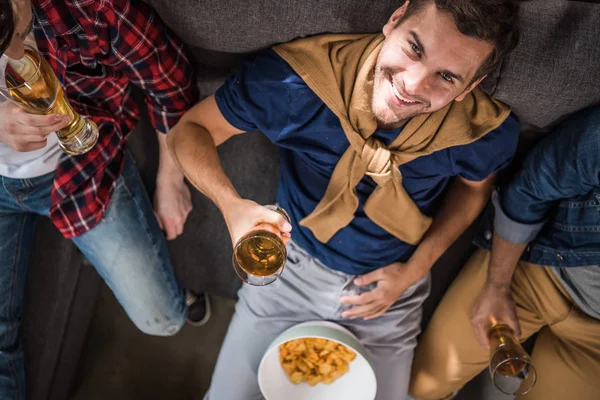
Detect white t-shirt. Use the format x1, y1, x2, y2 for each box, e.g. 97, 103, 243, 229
0, 34, 62, 179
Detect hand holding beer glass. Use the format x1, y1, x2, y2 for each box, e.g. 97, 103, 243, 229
0, 45, 98, 155
488, 323, 537, 395
232, 205, 291, 286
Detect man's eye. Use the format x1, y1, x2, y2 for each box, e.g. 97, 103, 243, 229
410, 42, 421, 56
440, 72, 453, 83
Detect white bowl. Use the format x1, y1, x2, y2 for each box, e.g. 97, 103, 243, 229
258, 321, 377, 400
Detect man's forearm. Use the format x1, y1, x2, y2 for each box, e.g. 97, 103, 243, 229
157, 132, 184, 180
486, 232, 527, 288
408, 177, 494, 278
167, 120, 240, 211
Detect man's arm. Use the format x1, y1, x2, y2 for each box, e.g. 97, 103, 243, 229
167, 95, 291, 245
153, 132, 193, 240
90, 0, 199, 239
408, 175, 494, 281
470, 230, 526, 347
342, 175, 494, 320
471, 106, 600, 347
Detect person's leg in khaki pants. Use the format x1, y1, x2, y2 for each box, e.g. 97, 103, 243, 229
409, 248, 600, 400
525, 306, 600, 400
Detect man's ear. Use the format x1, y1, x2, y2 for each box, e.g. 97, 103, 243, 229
383, 1, 410, 38
455, 74, 487, 102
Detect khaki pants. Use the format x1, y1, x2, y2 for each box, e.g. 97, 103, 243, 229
409, 249, 600, 400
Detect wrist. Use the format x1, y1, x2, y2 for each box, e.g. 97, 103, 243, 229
156, 163, 185, 183
484, 279, 512, 293
218, 193, 244, 219
404, 258, 430, 283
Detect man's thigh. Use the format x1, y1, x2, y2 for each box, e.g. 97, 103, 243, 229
72, 156, 186, 335
521, 307, 600, 400
409, 249, 548, 400
341, 273, 430, 400
205, 240, 348, 400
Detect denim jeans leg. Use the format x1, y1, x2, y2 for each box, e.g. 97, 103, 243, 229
0, 207, 36, 400
71, 156, 187, 336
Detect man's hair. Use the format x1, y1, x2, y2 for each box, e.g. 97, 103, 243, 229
0, 0, 15, 55
398, 0, 520, 81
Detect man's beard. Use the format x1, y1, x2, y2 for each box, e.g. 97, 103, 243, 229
371, 65, 425, 127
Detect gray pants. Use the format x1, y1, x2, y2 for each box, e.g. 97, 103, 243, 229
204, 240, 430, 400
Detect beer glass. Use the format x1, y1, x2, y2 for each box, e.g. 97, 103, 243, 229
232, 205, 290, 286
0, 45, 98, 155
488, 324, 537, 395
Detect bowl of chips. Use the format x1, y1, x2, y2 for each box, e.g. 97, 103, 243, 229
258, 321, 377, 400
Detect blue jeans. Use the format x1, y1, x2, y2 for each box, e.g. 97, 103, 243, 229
0, 153, 187, 399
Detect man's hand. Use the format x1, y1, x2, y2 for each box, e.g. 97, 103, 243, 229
340, 261, 422, 320
0, 102, 70, 151
153, 173, 193, 240
222, 199, 292, 247
470, 282, 521, 348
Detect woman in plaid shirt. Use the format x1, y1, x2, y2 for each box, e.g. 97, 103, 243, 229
0, 0, 207, 397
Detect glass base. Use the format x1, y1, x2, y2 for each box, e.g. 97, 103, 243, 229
232, 253, 284, 286
58, 118, 99, 156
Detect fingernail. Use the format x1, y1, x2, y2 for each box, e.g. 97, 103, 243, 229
283, 222, 292, 231
52, 114, 63, 121
354, 278, 362, 285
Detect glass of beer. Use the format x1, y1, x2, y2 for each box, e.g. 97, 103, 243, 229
232, 205, 290, 286
0, 45, 98, 155
488, 324, 537, 395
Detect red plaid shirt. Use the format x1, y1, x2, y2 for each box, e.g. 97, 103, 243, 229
31, 0, 198, 238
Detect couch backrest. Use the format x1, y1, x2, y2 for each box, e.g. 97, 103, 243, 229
148, 0, 600, 132
145, 0, 400, 53
484, 0, 600, 132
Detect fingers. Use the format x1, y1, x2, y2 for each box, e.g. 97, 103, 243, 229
354, 269, 383, 286
507, 313, 522, 340
14, 110, 71, 128
281, 231, 291, 245
161, 217, 184, 240
470, 317, 491, 349
261, 207, 292, 232
155, 212, 164, 230
339, 290, 377, 306
342, 302, 386, 319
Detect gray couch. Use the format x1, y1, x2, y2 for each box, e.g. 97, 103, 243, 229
22, 0, 600, 399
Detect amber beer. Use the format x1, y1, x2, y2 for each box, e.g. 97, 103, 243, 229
488, 324, 537, 395
232, 205, 290, 286
1, 46, 98, 155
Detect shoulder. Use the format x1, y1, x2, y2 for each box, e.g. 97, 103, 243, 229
449, 113, 520, 180
461, 113, 520, 156
236, 49, 308, 88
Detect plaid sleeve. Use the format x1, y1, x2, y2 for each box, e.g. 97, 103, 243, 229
92, 0, 199, 133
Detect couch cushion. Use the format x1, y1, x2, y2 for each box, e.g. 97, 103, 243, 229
146, 0, 399, 53
484, 0, 600, 132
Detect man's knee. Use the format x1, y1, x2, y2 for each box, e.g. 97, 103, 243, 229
409, 356, 461, 400
409, 370, 445, 400
132, 308, 186, 336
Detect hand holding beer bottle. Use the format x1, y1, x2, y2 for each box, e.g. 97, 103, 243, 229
223, 199, 292, 286
0, 101, 70, 151
471, 284, 536, 395
0, 45, 98, 155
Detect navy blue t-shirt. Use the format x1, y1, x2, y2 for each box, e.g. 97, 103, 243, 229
215, 49, 519, 275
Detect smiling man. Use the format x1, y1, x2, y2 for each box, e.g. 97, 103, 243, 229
168, 1, 520, 399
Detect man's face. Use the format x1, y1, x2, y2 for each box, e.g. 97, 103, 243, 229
372, 2, 493, 128
3, 0, 33, 59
